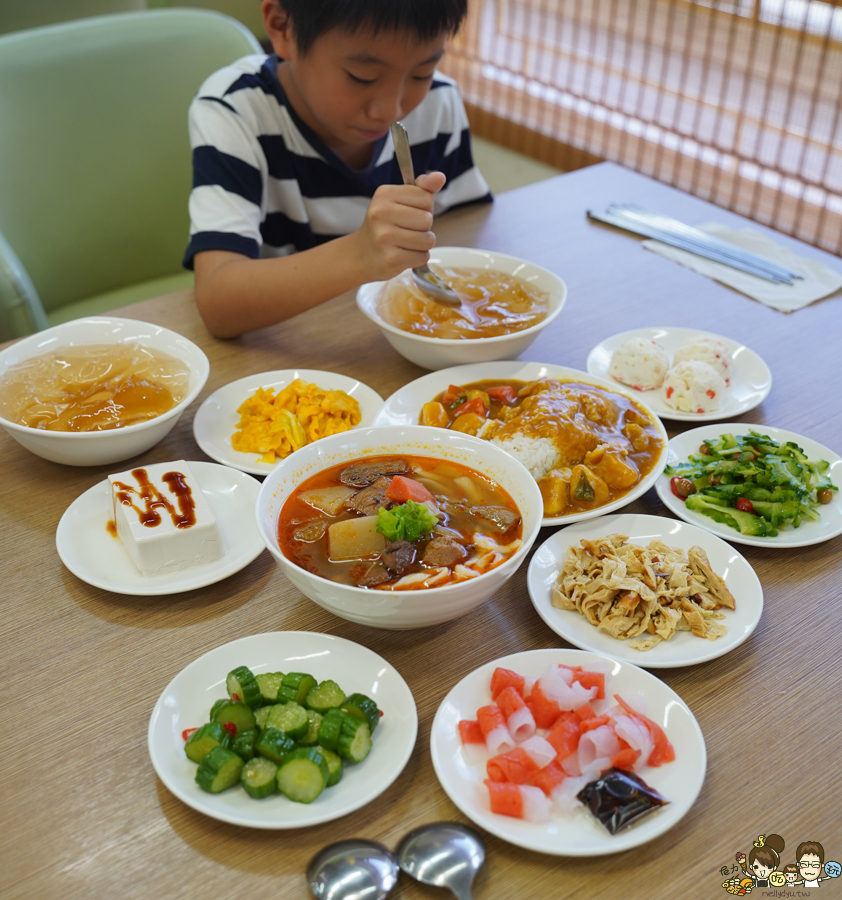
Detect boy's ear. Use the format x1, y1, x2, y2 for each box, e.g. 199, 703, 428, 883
262, 0, 295, 57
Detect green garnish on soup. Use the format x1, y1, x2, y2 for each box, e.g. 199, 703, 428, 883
376, 501, 438, 543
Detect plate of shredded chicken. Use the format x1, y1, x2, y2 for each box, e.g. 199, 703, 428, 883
527, 514, 763, 667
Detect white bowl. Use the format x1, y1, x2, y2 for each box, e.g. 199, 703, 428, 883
255, 425, 544, 629
356, 247, 567, 370
0, 317, 209, 466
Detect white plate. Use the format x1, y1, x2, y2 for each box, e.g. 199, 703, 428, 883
586, 327, 772, 422
373, 361, 669, 527
656, 423, 842, 548
527, 514, 763, 667
56, 461, 264, 595
430, 648, 706, 856
193, 369, 384, 476
148, 631, 418, 828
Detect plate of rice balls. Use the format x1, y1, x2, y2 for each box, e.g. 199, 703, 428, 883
586, 327, 772, 422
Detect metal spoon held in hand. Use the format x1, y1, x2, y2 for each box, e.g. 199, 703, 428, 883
397, 822, 486, 900
390, 122, 463, 308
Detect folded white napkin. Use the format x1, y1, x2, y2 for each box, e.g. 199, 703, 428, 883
643, 222, 842, 312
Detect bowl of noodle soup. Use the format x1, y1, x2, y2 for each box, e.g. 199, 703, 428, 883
0, 317, 209, 466
256, 425, 544, 629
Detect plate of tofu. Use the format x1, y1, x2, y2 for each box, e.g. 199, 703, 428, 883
56, 460, 265, 594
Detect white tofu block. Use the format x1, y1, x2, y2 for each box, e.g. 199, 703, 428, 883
109, 460, 223, 576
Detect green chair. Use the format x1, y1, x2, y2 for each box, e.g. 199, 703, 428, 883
0, 9, 262, 342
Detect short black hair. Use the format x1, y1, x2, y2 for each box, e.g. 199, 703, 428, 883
276, 0, 468, 55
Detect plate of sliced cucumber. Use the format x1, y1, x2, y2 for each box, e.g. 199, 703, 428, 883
148, 631, 418, 828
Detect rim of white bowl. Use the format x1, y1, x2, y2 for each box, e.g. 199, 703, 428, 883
255, 425, 545, 597
0, 316, 209, 439
356, 248, 567, 347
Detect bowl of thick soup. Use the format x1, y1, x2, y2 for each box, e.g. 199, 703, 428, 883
255, 425, 544, 629
0, 317, 209, 465
356, 248, 566, 371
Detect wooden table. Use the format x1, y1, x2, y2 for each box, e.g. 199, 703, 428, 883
4, 162, 841, 900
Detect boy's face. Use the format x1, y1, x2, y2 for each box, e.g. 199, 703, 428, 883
268, 12, 447, 165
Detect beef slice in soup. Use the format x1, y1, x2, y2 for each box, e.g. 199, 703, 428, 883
347, 476, 393, 516
382, 540, 417, 575
340, 458, 410, 487
351, 562, 391, 587
422, 535, 468, 567
470, 505, 521, 533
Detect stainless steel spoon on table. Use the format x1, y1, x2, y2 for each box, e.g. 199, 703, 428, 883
390, 122, 463, 308
307, 838, 400, 900
397, 822, 486, 900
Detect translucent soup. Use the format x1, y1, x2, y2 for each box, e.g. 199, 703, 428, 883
0, 343, 190, 431
376, 266, 550, 340
278, 454, 523, 590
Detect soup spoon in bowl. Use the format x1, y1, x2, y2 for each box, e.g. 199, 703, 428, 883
390, 122, 464, 309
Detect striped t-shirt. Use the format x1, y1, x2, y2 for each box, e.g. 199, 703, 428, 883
184, 54, 491, 268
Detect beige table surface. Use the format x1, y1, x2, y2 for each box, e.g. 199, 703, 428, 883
3, 162, 841, 899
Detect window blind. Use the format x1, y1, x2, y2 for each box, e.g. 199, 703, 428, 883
441, 0, 842, 253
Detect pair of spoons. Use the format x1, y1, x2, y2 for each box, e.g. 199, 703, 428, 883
307, 821, 485, 900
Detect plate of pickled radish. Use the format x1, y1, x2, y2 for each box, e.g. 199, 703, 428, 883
430, 648, 705, 855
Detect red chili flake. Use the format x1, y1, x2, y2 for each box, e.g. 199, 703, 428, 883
736, 497, 755, 514
666, 387, 674, 398
222, 722, 237, 736
697, 408, 704, 413
182, 727, 198, 742
706, 389, 716, 399
380, 710, 384, 717
231, 693, 241, 703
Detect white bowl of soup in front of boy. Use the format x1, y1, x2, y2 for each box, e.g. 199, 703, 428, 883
356, 247, 566, 371
256, 425, 544, 629
0, 317, 209, 466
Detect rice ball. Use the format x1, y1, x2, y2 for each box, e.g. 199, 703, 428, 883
673, 336, 731, 384
663, 360, 725, 413
609, 338, 669, 391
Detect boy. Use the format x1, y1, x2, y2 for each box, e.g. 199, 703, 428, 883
185, 0, 490, 337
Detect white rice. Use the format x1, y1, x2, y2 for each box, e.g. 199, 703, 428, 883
609, 337, 670, 391
490, 433, 560, 480
673, 336, 731, 384
663, 360, 725, 412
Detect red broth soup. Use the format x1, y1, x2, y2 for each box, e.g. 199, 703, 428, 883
278, 454, 523, 590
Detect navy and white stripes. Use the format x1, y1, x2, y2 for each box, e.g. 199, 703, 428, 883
184, 54, 491, 269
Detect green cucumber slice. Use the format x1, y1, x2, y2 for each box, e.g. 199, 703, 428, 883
255, 671, 285, 703
305, 679, 346, 713
316, 745, 343, 787
341, 693, 380, 733
184, 723, 231, 763
264, 701, 309, 740
241, 757, 278, 799
298, 709, 324, 746
254, 705, 273, 731
278, 672, 318, 706
316, 708, 345, 751
212, 700, 256, 735
255, 727, 296, 765
226, 666, 262, 708
336, 716, 372, 763
231, 728, 256, 761
195, 747, 243, 793
276, 748, 329, 803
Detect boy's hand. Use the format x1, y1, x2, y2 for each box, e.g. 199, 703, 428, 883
355, 172, 447, 282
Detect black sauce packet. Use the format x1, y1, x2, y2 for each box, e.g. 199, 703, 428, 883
576, 767, 668, 835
